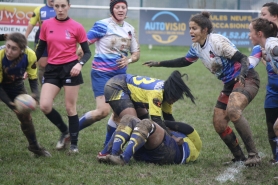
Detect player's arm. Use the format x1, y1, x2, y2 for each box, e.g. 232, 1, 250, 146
271, 46, 278, 56
143, 46, 198, 67
162, 111, 175, 121
78, 41, 91, 66
249, 45, 264, 67
0, 59, 15, 110
0, 85, 15, 110
127, 51, 140, 64
26, 49, 40, 101
231, 51, 249, 86
36, 40, 47, 61
143, 57, 193, 67
25, 7, 40, 38
151, 115, 172, 136
128, 28, 140, 64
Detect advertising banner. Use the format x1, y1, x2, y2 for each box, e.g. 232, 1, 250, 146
0, 4, 39, 42
139, 10, 259, 47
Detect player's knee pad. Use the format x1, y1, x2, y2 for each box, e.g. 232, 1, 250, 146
187, 130, 202, 152
183, 137, 200, 163
134, 119, 155, 139
117, 115, 140, 134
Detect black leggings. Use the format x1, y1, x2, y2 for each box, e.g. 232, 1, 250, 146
265, 108, 278, 140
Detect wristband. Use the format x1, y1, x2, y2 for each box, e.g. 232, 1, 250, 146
128, 58, 132, 63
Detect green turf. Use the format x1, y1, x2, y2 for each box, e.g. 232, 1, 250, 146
0, 18, 277, 185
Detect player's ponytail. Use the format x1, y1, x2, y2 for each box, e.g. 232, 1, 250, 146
163, 70, 195, 104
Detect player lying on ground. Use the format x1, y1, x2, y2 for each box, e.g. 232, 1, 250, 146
97, 115, 202, 165
103, 70, 195, 138
143, 11, 261, 167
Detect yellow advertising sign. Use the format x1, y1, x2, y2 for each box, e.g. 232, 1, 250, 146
0, 4, 39, 41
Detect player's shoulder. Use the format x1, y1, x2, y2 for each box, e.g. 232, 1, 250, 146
25, 47, 36, 56
266, 37, 278, 47
25, 47, 37, 62
34, 5, 44, 12
123, 21, 135, 29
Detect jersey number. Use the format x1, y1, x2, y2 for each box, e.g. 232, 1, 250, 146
133, 76, 156, 85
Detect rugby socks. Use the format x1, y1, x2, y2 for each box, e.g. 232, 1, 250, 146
79, 111, 94, 131
111, 126, 132, 156
274, 137, 278, 161
69, 115, 79, 146
103, 116, 117, 146
20, 119, 39, 147
233, 115, 258, 154
220, 126, 246, 160
121, 132, 147, 163
45, 108, 68, 133
101, 132, 116, 154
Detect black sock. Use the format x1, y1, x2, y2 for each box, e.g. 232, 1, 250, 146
69, 115, 79, 146
45, 109, 68, 133
20, 119, 38, 147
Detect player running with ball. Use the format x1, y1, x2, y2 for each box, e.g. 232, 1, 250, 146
0, 32, 51, 157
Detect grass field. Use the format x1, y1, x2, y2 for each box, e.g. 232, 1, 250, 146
0, 18, 277, 185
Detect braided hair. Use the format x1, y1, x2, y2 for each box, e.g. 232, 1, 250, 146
6, 32, 27, 68
163, 70, 195, 104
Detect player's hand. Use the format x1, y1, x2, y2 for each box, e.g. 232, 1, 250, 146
235, 75, 245, 87
23, 72, 28, 80
70, 63, 82, 77
143, 61, 160, 67
171, 135, 184, 145
9, 102, 18, 113
116, 56, 128, 68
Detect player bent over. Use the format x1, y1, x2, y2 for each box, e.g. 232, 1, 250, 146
97, 115, 202, 165
0, 32, 51, 157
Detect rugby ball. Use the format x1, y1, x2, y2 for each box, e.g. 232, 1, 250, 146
14, 94, 36, 114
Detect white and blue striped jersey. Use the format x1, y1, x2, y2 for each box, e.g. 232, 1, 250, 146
185, 34, 252, 83
87, 17, 139, 75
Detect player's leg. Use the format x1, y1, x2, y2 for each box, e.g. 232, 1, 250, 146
79, 70, 112, 131
109, 119, 157, 165
103, 113, 117, 146
214, 92, 246, 162
17, 113, 51, 157
265, 108, 278, 163
227, 69, 260, 166
7, 86, 51, 157
79, 95, 111, 130
64, 84, 80, 153
40, 82, 70, 150
97, 114, 139, 162
62, 61, 84, 154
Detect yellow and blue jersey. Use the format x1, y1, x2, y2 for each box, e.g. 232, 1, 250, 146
126, 74, 172, 117
0, 46, 37, 84
29, 5, 55, 27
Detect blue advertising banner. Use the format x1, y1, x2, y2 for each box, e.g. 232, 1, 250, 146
139, 10, 259, 47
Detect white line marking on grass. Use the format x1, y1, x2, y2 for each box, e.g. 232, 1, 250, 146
215, 161, 245, 183
215, 152, 266, 183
